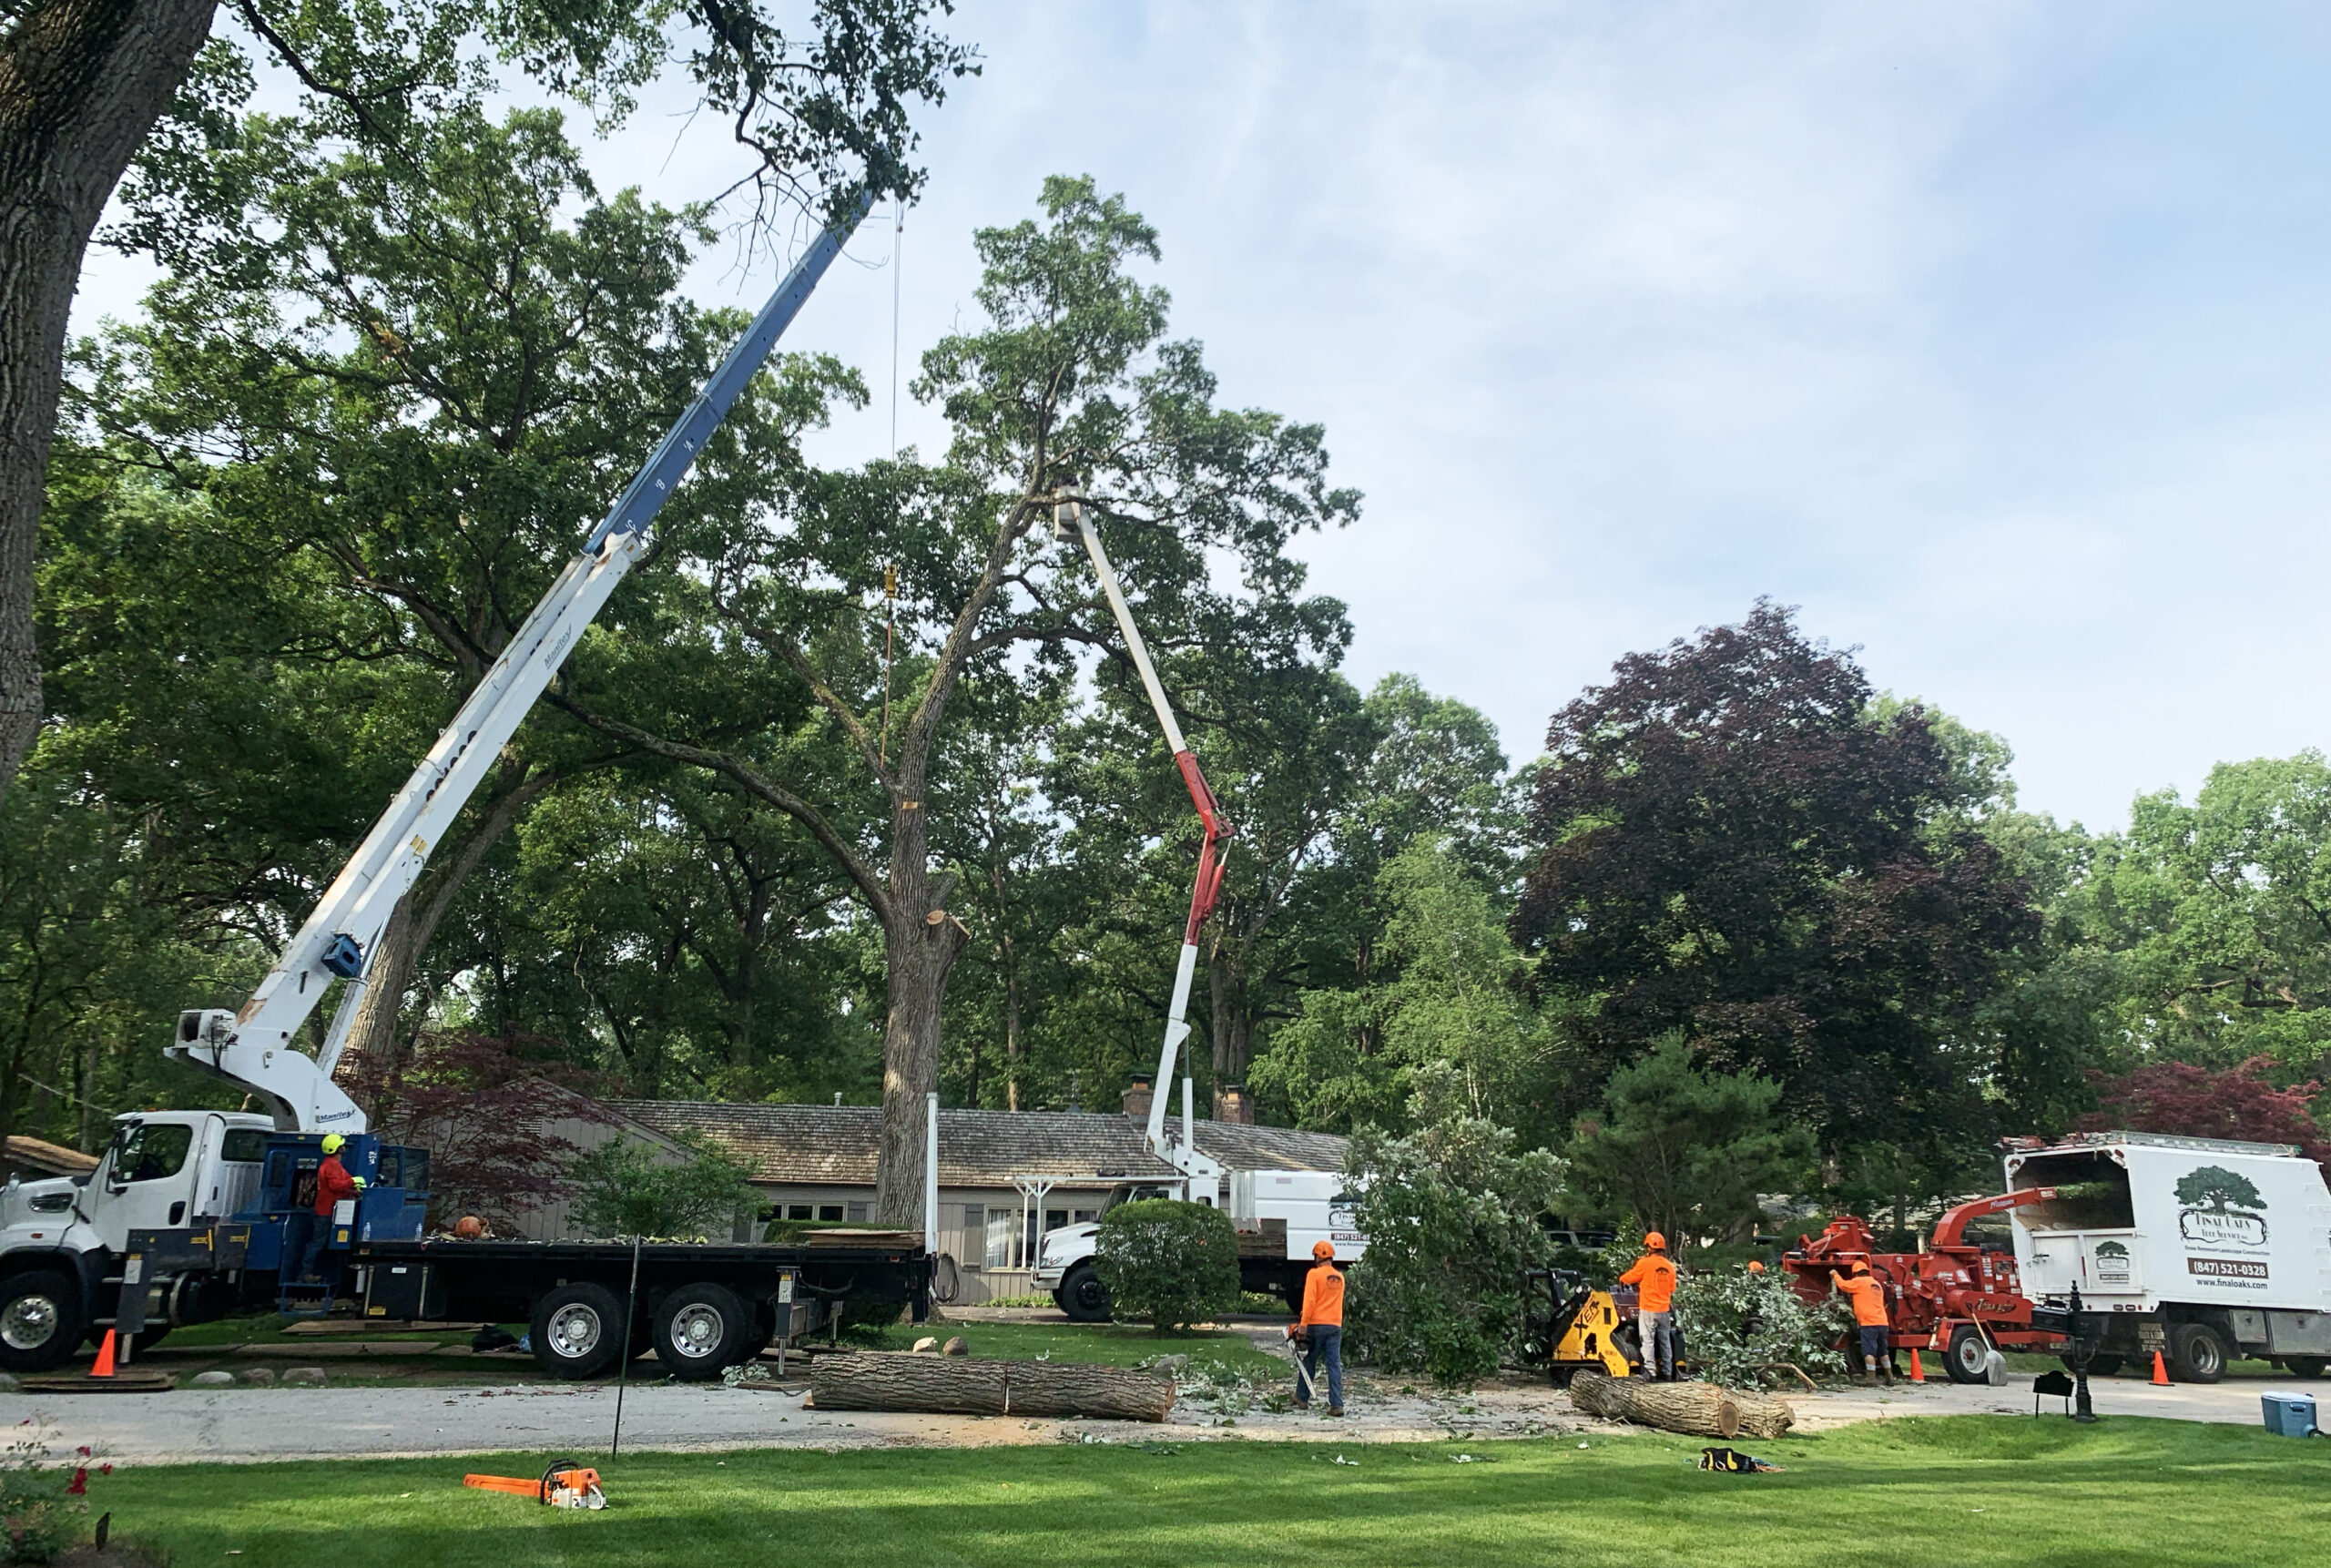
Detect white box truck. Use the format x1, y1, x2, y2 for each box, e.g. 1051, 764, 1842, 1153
2002, 1130, 2331, 1382
1033, 1170, 1366, 1322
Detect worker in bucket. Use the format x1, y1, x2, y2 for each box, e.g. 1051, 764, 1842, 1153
296, 1134, 365, 1284
1287, 1239, 1346, 1415
1831, 1259, 1894, 1385
1618, 1232, 1679, 1380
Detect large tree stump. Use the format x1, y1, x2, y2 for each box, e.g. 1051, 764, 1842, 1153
808, 1355, 1176, 1421
1567, 1371, 1796, 1439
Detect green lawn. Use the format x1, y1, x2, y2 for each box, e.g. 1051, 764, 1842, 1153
85, 1419, 2328, 1568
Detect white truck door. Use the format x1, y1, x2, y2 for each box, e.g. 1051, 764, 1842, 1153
89, 1118, 203, 1254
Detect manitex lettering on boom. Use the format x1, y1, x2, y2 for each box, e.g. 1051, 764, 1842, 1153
2176, 1166, 2270, 1247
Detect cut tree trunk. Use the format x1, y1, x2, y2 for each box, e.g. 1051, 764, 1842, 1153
1567, 1370, 1796, 1439
872, 801, 966, 1225
0, 0, 219, 801
809, 1354, 1175, 1421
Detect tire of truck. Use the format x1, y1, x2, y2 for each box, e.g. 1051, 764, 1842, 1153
0, 1269, 84, 1373
531, 1282, 627, 1380
655, 1281, 755, 1378
1280, 1282, 1304, 1318
1943, 1326, 1991, 1384
1058, 1265, 1112, 1323
2170, 1322, 2229, 1384
2283, 1356, 2328, 1379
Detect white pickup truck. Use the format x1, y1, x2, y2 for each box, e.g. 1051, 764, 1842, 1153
2004, 1129, 2331, 1382
1033, 1170, 1365, 1321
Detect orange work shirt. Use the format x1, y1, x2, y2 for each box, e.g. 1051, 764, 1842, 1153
1299, 1264, 1345, 1329
1619, 1253, 1676, 1313
1837, 1274, 1890, 1328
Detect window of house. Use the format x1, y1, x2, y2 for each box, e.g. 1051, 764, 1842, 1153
1074, 1209, 1096, 1225
787, 1204, 813, 1221
983, 1208, 1018, 1269
846, 1202, 870, 1224
1044, 1209, 1068, 1232
818, 1205, 844, 1223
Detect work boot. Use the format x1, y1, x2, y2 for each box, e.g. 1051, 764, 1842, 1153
1327, 1405, 1345, 1417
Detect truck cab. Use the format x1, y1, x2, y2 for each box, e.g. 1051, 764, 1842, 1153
1033, 1172, 1365, 1323
0, 1112, 431, 1371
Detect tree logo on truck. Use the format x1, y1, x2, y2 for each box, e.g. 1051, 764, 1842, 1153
2092, 1238, 2134, 1288
2175, 1166, 2268, 1247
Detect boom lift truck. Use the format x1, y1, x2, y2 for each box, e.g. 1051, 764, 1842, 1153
0, 202, 929, 1379
1030, 487, 1363, 1321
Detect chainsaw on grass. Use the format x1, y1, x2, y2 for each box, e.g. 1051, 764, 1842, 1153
463, 1459, 607, 1510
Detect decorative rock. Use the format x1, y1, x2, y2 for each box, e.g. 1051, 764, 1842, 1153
191, 1370, 237, 1388
239, 1368, 276, 1387
280, 1367, 328, 1387
911, 1336, 940, 1354
942, 1337, 968, 1357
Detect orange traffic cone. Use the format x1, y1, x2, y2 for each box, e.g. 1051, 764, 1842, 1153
2152, 1350, 2172, 1386
89, 1329, 116, 1379
1909, 1349, 1926, 1383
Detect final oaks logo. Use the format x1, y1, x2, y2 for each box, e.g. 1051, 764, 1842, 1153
2175, 1166, 2269, 1247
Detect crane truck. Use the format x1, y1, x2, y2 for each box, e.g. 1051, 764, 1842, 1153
1027, 487, 1365, 1322
0, 201, 930, 1380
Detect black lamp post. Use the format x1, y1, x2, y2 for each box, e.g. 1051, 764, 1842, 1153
2068, 1282, 2099, 1423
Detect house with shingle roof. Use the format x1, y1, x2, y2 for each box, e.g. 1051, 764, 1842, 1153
523, 1079, 1349, 1304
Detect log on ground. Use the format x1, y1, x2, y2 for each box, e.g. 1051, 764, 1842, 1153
808, 1354, 1176, 1421
1567, 1371, 1795, 1439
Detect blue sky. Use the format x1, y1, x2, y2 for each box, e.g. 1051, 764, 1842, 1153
74, 3, 2331, 831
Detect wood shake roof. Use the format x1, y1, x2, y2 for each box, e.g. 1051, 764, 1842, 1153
605, 1101, 1349, 1187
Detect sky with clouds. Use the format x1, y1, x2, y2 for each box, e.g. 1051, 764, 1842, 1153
72, 2, 2331, 830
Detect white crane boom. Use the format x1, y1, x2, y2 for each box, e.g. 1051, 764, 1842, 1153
1051, 486, 1229, 1197
168, 204, 867, 1131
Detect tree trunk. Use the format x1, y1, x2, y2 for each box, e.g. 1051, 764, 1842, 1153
0, 0, 217, 800
1567, 1370, 1795, 1439
1207, 943, 1252, 1092
872, 798, 966, 1226
340, 767, 556, 1085
809, 1353, 1175, 1420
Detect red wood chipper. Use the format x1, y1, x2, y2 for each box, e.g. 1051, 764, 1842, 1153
1780, 1188, 2070, 1381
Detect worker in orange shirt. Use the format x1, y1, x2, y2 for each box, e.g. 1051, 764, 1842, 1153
1618, 1232, 1678, 1380
1286, 1239, 1345, 1415
1831, 1259, 1893, 1385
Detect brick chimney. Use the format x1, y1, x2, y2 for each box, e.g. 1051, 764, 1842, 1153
1122, 1072, 1155, 1122
1214, 1084, 1254, 1125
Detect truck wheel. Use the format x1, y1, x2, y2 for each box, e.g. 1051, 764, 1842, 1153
2170, 1323, 2228, 1384
2086, 1354, 2123, 1377
531, 1283, 626, 1380
1058, 1265, 1112, 1323
655, 1281, 754, 1378
0, 1270, 83, 1373
1943, 1327, 1991, 1384
2284, 1356, 2328, 1379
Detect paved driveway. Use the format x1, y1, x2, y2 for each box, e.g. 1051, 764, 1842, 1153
1, 1360, 2301, 1466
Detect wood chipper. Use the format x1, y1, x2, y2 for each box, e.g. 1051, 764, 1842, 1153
1780, 1188, 2071, 1381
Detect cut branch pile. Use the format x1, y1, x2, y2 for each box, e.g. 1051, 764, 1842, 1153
808, 1354, 1176, 1421
1567, 1370, 1795, 1439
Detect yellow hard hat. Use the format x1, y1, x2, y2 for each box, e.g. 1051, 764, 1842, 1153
320, 1134, 345, 1155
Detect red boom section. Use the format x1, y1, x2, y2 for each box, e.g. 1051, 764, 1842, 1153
1780, 1188, 2068, 1353
1174, 749, 1233, 943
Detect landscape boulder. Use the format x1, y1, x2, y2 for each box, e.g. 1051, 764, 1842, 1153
190, 1370, 237, 1388
280, 1367, 328, 1388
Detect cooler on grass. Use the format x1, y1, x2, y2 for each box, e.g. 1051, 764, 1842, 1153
2260, 1391, 2317, 1437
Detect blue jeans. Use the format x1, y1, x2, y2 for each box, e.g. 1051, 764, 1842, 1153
1641, 1310, 1675, 1380
284, 1211, 335, 1286
1300, 1325, 1343, 1408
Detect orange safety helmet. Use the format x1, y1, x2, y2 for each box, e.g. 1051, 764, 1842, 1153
1851, 1259, 1872, 1274
1746, 1260, 1766, 1275
1643, 1231, 1665, 1251
453, 1216, 486, 1240
1312, 1239, 1336, 1260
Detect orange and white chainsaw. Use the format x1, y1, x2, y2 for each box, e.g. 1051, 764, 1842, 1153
463, 1459, 607, 1510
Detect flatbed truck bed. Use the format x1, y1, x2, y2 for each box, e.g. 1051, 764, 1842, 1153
350, 1230, 929, 1380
